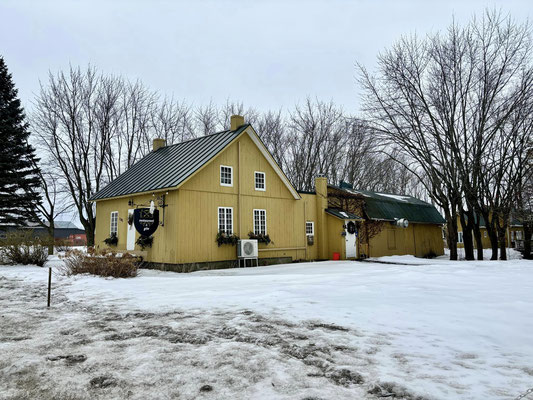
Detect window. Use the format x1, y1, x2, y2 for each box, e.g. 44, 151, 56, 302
484, 231, 487, 238
306, 221, 314, 236
458, 231, 463, 243
253, 209, 267, 235
218, 207, 233, 234
220, 165, 233, 187
517, 231, 523, 240
511, 231, 515, 240
254, 171, 266, 191
110, 211, 118, 236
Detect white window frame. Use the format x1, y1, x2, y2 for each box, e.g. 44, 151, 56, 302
253, 209, 267, 235
110, 211, 118, 236
517, 230, 523, 240
306, 221, 314, 236
457, 231, 463, 243
218, 207, 233, 235
254, 171, 266, 191
220, 165, 233, 187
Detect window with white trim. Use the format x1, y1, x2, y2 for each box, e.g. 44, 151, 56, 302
220, 165, 233, 187
218, 207, 233, 234
306, 221, 314, 236
517, 230, 523, 240
484, 231, 487, 238
457, 231, 463, 243
110, 211, 118, 236
254, 171, 266, 191
253, 209, 267, 235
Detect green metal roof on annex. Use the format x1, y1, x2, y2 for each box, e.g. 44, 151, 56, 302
331, 184, 446, 225
325, 208, 362, 220
90, 125, 249, 201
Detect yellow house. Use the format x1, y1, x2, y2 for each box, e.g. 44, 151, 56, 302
456, 215, 525, 249
91, 115, 445, 271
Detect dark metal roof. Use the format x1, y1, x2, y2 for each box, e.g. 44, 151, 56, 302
331, 186, 446, 225
325, 208, 362, 220
90, 125, 249, 201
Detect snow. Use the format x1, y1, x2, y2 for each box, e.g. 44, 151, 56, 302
1, 256, 533, 399
375, 193, 412, 202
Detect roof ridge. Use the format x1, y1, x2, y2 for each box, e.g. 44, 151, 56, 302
155, 124, 249, 151
353, 188, 414, 198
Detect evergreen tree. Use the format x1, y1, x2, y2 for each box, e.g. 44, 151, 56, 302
0, 56, 41, 226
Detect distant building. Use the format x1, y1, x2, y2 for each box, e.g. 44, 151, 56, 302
0, 221, 86, 246
455, 214, 525, 249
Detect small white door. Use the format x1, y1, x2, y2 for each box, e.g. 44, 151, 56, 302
345, 220, 357, 258
127, 209, 135, 251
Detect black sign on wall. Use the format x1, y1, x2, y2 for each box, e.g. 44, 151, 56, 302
133, 208, 159, 236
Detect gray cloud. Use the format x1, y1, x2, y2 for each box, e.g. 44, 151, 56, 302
1, 0, 531, 113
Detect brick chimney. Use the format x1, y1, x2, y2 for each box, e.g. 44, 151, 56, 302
153, 138, 166, 151
230, 115, 245, 131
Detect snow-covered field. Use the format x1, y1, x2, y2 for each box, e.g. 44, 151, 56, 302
1, 256, 532, 399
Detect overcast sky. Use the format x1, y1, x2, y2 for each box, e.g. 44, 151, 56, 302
2, 0, 531, 114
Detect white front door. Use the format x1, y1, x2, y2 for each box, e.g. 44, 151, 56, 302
127, 209, 135, 251
345, 220, 357, 258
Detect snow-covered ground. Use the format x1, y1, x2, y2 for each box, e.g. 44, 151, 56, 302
1, 256, 532, 399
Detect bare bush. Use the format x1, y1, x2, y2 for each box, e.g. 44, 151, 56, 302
0, 230, 49, 266
60, 249, 139, 278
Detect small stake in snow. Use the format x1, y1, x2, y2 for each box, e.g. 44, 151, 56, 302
47, 267, 52, 307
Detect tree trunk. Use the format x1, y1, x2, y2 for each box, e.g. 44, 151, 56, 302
82, 220, 95, 247
459, 211, 475, 260
472, 221, 483, 260
482, 210, 498, 260
445, 213, 458, 260
469, 208, 483, 260
498, 227, 507, 260
47, 225, 54, 256
523, 223, 532, 259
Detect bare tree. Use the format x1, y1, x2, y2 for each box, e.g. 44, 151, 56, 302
285, 98, 349, 191
254, 109, 288, 169
152, 97, 195, 145
33, 66, 120, 246
27, 163, 72, 254
359, 10, 533, 260
194, 101, 220, 136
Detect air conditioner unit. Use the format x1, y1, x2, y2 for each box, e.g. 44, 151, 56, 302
237, 239, 258, 258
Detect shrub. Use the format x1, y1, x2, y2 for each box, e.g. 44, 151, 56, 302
55, 240, 72, 253
60, 248, 139, 278
0, 230, 49, 266
103, 233, 118, 246
248, 232, 272, 245
216, 232, 240, 246
136, 235, 153, 250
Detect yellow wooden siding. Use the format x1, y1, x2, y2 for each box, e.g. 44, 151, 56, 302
368, 223, 444, 257
94, 190, 180, 264
326, 215, 345, 259
300, 193, 318, 260
174, 131, 308, 264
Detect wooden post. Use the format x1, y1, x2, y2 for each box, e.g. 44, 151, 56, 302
47, 267, 52, 307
